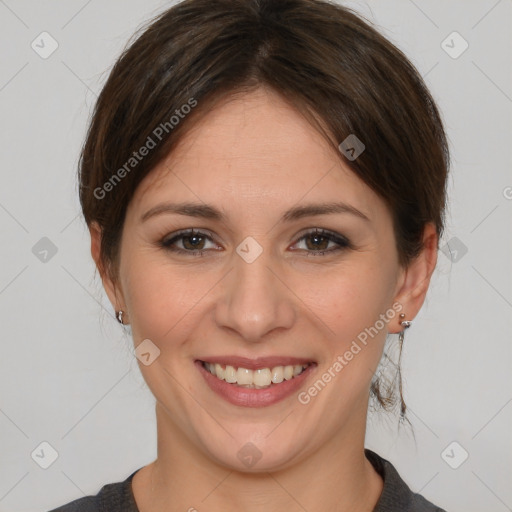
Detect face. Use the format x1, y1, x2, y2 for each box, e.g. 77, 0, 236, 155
97, 87, 415, 472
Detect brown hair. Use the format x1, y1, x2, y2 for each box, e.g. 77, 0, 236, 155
78, 0, 450, 419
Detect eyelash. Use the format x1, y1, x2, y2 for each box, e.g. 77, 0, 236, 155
159, 228, 351, 257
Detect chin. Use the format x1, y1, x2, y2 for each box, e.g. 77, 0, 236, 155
195, 424, 309, 473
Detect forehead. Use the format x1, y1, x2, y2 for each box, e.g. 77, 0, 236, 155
129, 88, 385, 223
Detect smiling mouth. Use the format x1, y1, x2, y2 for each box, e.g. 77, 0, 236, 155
200, 361, 313, 389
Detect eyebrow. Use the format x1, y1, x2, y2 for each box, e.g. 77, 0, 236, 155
140, 200, 370, 224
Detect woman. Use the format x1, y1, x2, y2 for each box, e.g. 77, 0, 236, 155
51, 0, 449, 510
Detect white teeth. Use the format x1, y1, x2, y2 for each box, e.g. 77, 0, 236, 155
225, 365, 237, 383
237, 367, 253, 385
203, 362, 310, 388
283, 365, 294, 380
214, 363, 223, 379
271, 366, 284, 384
254, 368, 272, 387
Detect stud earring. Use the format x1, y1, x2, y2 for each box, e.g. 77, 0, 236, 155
116, 310, 124, 325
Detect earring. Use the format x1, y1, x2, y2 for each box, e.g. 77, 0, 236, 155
397, 313, 411, 421
398, 313, 411, 344
116, 310, 124, 325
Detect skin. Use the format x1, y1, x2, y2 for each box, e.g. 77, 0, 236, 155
90, 86, 438, 511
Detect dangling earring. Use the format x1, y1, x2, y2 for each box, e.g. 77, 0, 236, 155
397, 313, 412, 421
398, 313, 412, 344
116, 310, 124, 325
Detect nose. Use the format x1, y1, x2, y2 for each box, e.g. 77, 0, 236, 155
214, 245, 296, 343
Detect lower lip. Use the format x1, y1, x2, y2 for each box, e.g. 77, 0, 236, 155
195, 361, 316, 408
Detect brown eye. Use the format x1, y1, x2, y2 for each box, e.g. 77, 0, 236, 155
161, 229, 217, 256
293, 229, 351, 256
180, 233, 206, 250
304, 232, 330, 251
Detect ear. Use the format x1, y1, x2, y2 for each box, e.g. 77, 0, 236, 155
89, 221, 125, 315
390, 223, 438, 334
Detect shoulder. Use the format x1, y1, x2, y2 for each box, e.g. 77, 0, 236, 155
47, 468, 141, 512
365, 449, 448, 512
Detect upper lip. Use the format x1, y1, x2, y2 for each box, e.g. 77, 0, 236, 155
197, 356, 316, 370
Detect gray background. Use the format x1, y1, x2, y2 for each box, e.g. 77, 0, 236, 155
0, 1, 511, 511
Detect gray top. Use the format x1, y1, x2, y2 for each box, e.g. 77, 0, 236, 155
48, 449, 447, 511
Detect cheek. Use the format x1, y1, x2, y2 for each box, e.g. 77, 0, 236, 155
295, 261, 396, 374
122, 255, 218, 343
296, 261, 391, 326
